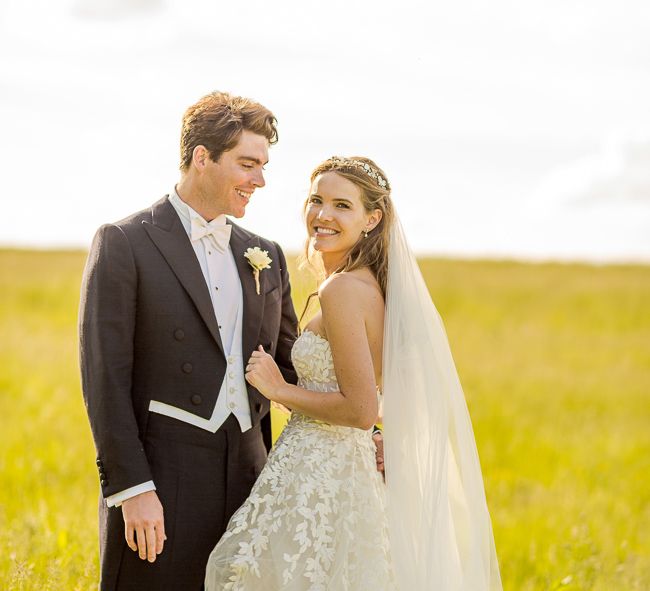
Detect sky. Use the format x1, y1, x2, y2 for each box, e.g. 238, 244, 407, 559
1, 0, 650, 261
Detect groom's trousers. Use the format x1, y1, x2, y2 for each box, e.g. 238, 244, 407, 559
98, 412, 268, 591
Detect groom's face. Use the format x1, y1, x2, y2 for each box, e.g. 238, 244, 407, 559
203, 130, 269, 218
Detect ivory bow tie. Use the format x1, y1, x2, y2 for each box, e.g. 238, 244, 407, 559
190, 218, 232, 252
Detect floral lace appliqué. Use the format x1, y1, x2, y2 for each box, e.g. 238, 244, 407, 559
205, 331, 396, 591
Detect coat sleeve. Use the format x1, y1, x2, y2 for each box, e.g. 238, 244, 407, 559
79, 223, 153, 498
273, 242, 299, 386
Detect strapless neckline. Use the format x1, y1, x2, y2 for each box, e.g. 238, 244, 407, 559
295, 328, 383, 398
301, 328, 328, 343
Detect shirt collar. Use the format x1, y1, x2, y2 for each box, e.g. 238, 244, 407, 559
168, 186, 227, 237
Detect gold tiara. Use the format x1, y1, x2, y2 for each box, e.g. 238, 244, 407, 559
328, 157, 389, 190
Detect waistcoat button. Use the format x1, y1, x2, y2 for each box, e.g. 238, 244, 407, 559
174, 329, 185, 341
182, 362, 193, 373
191, 394, 202, 405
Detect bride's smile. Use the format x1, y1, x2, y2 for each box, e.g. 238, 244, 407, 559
306, 171, 380, 270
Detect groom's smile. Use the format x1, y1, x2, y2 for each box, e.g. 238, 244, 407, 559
202, 129, 270, 219
234, 188, 253, 209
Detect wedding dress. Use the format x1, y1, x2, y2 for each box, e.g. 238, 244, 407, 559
205, 329, 397, 591
206, 209, 501, 590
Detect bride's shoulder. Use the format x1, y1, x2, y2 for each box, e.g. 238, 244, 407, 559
318, 270, 383, 309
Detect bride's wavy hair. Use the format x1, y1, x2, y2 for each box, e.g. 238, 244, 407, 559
300, 156, 393, 321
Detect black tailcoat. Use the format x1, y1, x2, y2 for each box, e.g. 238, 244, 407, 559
79, 196, 298, 590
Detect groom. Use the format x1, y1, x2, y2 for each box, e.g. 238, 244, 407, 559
79, 91, 299, 590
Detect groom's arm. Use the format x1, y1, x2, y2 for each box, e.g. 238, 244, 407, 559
79, 224, 154, 499
272, 242, 299, 385
81, 224, 166, 562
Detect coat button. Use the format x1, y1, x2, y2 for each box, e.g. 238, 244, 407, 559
98, 471, 106, 478
96, 459, 102, 466
100, 479, 108, 486
182, 362, 193, 373
191, 394, 202, 405
174, 328, 185, 341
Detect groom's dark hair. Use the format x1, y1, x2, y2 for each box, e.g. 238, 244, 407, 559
179, 91, 278, 171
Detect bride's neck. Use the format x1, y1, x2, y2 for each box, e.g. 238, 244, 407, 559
321, 253, 345, 277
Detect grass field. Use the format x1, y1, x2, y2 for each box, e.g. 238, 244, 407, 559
1, 248, 649, 590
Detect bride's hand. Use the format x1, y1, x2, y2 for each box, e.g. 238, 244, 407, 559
271, 401, 291, 414
245, 345, 286, 401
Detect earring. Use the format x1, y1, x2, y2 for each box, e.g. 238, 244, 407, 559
364, 228, 369, 238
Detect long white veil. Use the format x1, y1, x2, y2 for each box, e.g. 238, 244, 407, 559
383, 213, 502, 590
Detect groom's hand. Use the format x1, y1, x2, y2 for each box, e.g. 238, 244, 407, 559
372, 431, 385, 480
122, 490, 166, 562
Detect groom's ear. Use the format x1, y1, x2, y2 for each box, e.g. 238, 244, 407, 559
192, 145, 209, 170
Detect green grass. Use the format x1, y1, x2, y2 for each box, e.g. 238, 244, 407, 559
1, 249, 648, 590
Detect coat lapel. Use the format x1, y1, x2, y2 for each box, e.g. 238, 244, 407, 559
228, 222, 265, 360
143, 197, 225, 356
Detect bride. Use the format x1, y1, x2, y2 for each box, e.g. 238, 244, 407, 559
205, 156, 502, 590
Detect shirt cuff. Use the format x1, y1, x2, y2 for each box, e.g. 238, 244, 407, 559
105, 481, 156, 508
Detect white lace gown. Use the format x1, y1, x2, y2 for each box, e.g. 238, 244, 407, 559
205, 330, 396, 590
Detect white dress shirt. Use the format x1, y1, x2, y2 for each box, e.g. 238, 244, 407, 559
106, 189, 252, 507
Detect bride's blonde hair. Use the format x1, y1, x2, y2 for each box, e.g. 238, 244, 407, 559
301, 156, 394, 303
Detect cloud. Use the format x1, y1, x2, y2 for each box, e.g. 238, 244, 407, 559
71, 0, 165, 21
531, 137, 650, 210
580, 139, 650, 203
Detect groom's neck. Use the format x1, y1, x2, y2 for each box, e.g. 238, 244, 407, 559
175, 177, 226, 222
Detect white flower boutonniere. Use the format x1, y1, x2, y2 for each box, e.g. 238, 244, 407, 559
244, 247, 272, 295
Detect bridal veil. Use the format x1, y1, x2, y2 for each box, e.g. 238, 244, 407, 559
383, 212, 502, 590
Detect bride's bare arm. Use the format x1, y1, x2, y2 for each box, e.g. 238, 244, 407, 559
245, 274, 381, 430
